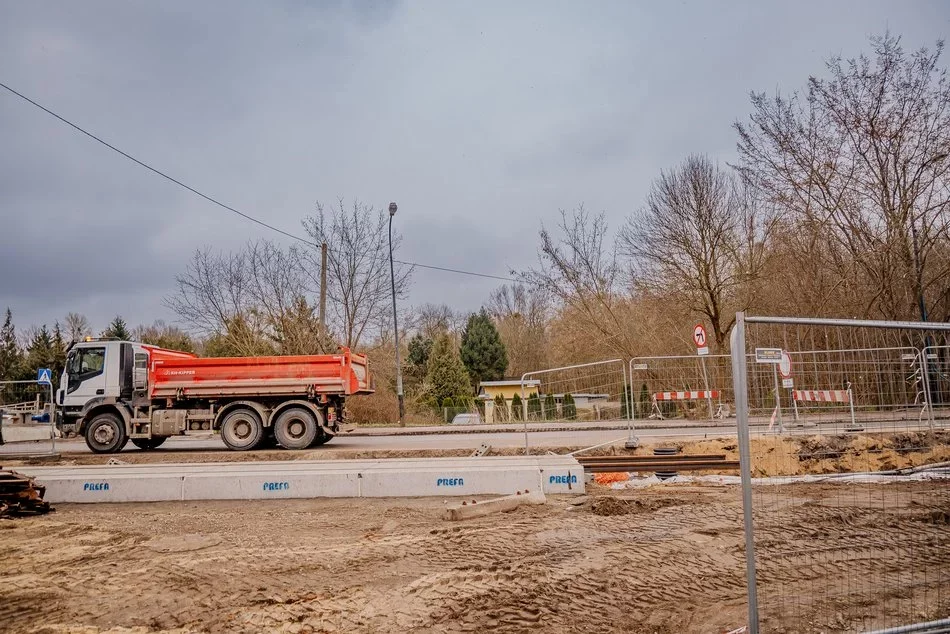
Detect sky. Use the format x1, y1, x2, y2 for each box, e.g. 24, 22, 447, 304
1, 1, 948, 334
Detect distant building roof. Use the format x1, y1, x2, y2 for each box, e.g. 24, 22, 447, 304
478, 380, 541, 387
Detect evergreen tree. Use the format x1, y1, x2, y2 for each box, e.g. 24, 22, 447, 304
441, 396, 455, 409
620, 384, 633, 418
0, 308, 22, 381
51, 322, 68, 380
23, 325, 56, 377
543, 393, 558, 420
562, 393, 577, 420
511, 393, 524, 421
459, 310, 508, 387
424, 334, 472, 407
527, 392, 542, 420
102, 315, 132, 340
407, 334, 433, 380
493, 393, 508, 422
638, 384, 650, 418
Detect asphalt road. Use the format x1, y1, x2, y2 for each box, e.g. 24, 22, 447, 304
3, 415, 939, 456
5, 426, 715, 455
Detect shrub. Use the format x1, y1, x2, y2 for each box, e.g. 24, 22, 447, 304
511, 393, 524, 421
527, 392, 542, 420
638, 383, 650, 417
563, 393, 577, 420
493, 393, 508, 422
543, 393, 557, 420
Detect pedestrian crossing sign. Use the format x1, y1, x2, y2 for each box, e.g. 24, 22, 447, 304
37, 368, 52, 385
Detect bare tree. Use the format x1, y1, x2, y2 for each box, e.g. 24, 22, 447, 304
619, 155, 772, 348
133, 321, 195, 352
412, 303, 464, 341
166, 246, 257, 337
735, 34, 950, 320
302, 200, 411, 349
520, 207, 636, 358
63, 312, 91, 343
166, 241, 334, 356
487, 284, 550, 376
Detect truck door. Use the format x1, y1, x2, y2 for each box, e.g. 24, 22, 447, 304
62, 345, 108, 408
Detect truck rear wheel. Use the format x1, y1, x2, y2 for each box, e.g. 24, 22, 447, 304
274, 408, 318, 450
85, 413, 129, 454
220, 409, 264, 451
131, 436, 167, 450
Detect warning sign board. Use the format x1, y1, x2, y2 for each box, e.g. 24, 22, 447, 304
755, 348, 783, 363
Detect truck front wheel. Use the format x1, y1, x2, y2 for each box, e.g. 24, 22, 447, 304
274, 408, 318, 450
220, 409, 264, 451
85, 413, 129, 454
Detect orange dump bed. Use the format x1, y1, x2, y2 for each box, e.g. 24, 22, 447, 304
148, 348, 371, 400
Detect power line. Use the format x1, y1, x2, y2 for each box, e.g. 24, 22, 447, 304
0, 80, 524, 285
394, 260, 518, 283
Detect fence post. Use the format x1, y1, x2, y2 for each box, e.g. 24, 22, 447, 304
700, 355, 714, 420
847, 386, 857, 429
920, 347, 936, 430
520, 374, 529, 456
622, 361, 639, 448
771, 364, 784, 434
49, 382, 56, 454
731, 312, 760, 634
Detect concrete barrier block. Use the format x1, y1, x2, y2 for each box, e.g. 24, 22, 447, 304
540, 467, 586, 495
36, 474, 184, 503
17, 455, 586, 503
182, 471, 360, 500
358, 466, 542, 498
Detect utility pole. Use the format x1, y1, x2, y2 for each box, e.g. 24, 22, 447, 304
319, 242, 328, 332
388, 202, 405, 425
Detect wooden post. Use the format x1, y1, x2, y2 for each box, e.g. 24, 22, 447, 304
319, 242, 327, 331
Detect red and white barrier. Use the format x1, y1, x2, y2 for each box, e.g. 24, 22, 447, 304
792, 390, 851, 403
653, 390, 720, 401
789, 388, 858, 430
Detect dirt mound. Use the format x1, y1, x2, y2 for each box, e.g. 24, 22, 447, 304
797, 435, 854, 460
588, 496, 678, 516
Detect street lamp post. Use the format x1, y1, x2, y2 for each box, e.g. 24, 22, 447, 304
388, 202, 405, 425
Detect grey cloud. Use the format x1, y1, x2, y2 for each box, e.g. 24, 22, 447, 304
1, 0, 948, 333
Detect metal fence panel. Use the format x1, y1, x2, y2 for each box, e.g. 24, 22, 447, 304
519, 359, 632, 454
733, 315, 950, 633
629, 354, 734, 422
0, 379, 57, 456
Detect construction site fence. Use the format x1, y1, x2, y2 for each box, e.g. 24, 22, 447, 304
731, 315, 950, 633
627, 347, 950, 431
519, 359, 632, 454
0, 379, 57, 456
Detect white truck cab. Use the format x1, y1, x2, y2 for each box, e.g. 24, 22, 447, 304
58, 339, 149, 440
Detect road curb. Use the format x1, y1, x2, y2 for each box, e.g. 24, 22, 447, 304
346, 421, 740, 437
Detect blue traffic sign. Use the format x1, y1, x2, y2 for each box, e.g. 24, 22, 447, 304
37, 368, 52, 385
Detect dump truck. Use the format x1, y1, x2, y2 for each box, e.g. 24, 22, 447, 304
56, 338, 372, 454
